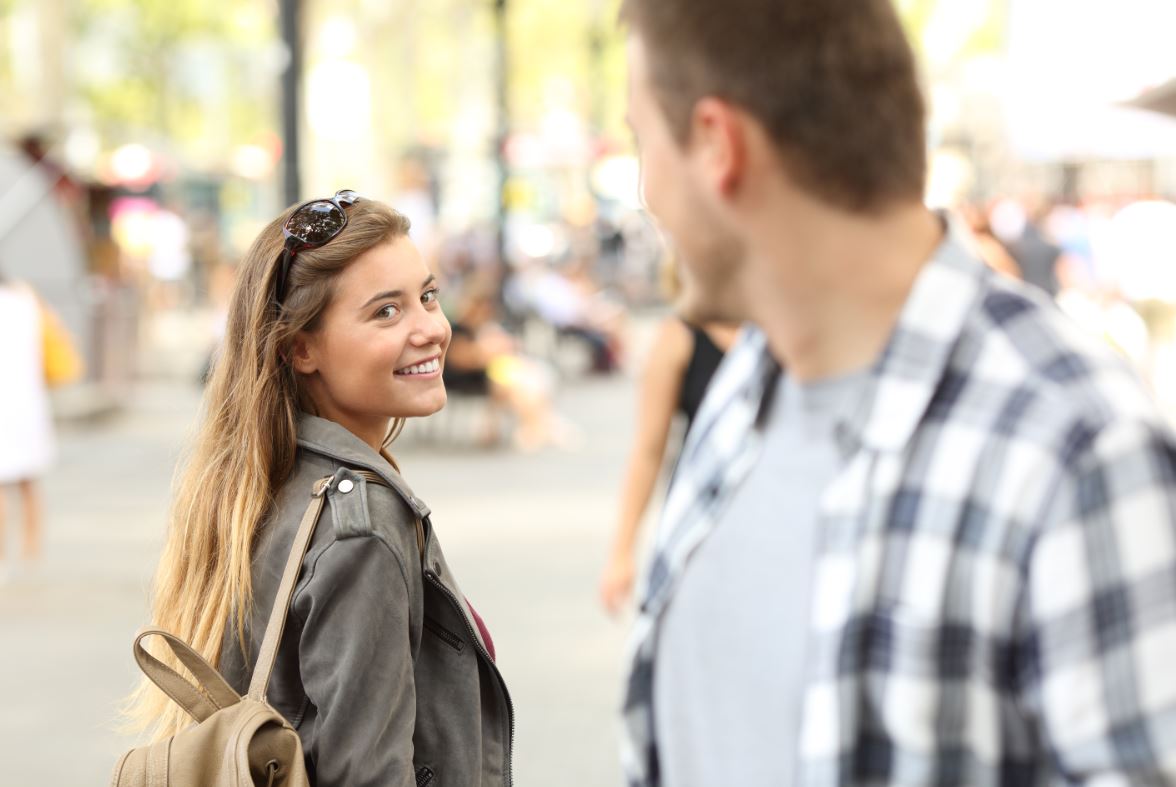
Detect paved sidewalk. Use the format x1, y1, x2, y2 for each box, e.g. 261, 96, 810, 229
0, 343, 653, 784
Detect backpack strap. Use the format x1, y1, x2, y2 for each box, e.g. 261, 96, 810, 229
145, 737, 171, 787
247, 475, 333, 702
247, 469, 425, 702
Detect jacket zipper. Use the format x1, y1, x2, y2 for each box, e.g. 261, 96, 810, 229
424, 570, 515, 787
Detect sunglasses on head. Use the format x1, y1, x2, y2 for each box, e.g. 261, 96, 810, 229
273, 189, 362, 304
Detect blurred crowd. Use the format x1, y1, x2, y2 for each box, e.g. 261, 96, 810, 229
2, 130, 673, 452
11, 123, 1176, 437
960, 193, 1176, 408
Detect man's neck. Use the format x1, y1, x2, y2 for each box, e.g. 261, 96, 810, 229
745, 202, 944, 381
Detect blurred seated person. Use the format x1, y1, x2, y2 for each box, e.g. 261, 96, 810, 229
523, 257, 625, 373
444, 285, 576, 451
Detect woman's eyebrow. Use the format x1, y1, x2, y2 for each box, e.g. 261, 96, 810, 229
360, 290, 401, 309
359, 275, 437, 310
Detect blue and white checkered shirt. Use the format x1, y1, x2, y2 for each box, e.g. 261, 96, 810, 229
622, 222, 1176, 786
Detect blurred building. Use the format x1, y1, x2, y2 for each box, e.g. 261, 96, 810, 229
912, 0, 1176, 204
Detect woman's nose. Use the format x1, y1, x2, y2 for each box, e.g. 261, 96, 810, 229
409, 308, 449, 346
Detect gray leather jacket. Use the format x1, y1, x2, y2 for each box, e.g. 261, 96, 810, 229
219, 415, 514, 787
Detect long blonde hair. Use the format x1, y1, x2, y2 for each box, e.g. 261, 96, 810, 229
124, 199, 411, 739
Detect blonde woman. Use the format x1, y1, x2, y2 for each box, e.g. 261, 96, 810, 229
125, 192, 513, 785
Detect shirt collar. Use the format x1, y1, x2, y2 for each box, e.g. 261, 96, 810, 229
839, 213, 991, 455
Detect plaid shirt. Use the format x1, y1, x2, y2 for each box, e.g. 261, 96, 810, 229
622, 223, 1176, 786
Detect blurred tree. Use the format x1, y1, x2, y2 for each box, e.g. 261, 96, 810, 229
0, 1, 13, 89
71, 0, 279, 162
358, 0, 625, 146
899, 0, 1007, 69
507, 0, 625, 136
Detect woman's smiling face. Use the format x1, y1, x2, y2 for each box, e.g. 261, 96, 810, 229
292, 236, 451, 449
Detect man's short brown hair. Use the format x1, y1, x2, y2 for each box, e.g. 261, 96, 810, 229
622, 0, 927, 212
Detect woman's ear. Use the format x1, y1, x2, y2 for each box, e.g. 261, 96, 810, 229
289, 332, 319, 375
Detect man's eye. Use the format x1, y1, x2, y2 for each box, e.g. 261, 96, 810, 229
376, 304, 399, 319
422, 288, 440, 305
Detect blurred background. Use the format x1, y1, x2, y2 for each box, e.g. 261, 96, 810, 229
3, 0, 1176, 783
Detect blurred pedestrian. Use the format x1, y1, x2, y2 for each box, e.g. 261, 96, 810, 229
620, 1, 1176, 785
960, 202, 1022, 280
600, 259, 738, 615
994, 198, 1064, 296
519, 258, 625, 373
0, 271, 53, 571
599, 316, 737, 615
124, 193, 513, 784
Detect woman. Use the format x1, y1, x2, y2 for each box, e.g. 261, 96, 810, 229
0, 273, 53, 572
598, 316, 738, 615
125, 193, 513, 785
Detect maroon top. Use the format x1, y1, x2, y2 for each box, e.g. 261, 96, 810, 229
465, 599, 496, 661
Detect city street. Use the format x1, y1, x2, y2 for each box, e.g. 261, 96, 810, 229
0, 327, 660, 785
7, 0, 1176, 782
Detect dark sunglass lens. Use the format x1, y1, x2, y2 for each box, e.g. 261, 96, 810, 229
335, 189, 360, 205
286, 201, 345, 244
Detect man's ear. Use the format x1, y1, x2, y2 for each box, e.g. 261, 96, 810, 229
690, 97, 746, 197
289, 332, 318, 375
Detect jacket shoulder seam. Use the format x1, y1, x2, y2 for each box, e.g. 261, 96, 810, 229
292, 532, 413, 621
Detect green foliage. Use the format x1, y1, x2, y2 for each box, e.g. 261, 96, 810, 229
962, 2, 1006, 58
507, 0, 624, 133
361, 0, 627, 158
898, 0, 1006, 65
19, 0, 631, 173
897, 0, 940, 42
72, 0, 276, 156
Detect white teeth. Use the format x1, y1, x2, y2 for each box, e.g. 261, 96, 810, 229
397, 359, 439, 375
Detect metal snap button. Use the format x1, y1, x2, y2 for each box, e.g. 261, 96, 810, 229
338, 479, 355, 494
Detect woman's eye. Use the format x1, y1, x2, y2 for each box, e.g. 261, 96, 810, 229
422, 288, 440, 305
376, 304, 399, 320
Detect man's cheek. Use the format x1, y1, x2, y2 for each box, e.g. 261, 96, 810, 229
641, 162, 666, 216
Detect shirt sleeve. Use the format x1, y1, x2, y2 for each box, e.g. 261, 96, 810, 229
1021, 418, 1176, 782
294, 534, 417, 787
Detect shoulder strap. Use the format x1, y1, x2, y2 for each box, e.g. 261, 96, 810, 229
247, 475, 332, 701
247, 470, 424, 701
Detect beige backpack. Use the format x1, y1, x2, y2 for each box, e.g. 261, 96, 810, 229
111, 474, 350, 786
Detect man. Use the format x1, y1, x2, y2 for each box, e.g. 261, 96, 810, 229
619, 1, 1176, 785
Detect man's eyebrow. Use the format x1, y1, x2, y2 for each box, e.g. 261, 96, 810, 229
359, 274, 437, 310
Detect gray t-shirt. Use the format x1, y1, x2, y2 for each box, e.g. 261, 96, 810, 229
653, 368, 868, 786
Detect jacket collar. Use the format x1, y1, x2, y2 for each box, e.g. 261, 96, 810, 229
296, 414, 431, 519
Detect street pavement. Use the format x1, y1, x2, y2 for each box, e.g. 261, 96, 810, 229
0, 323, 662, 786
